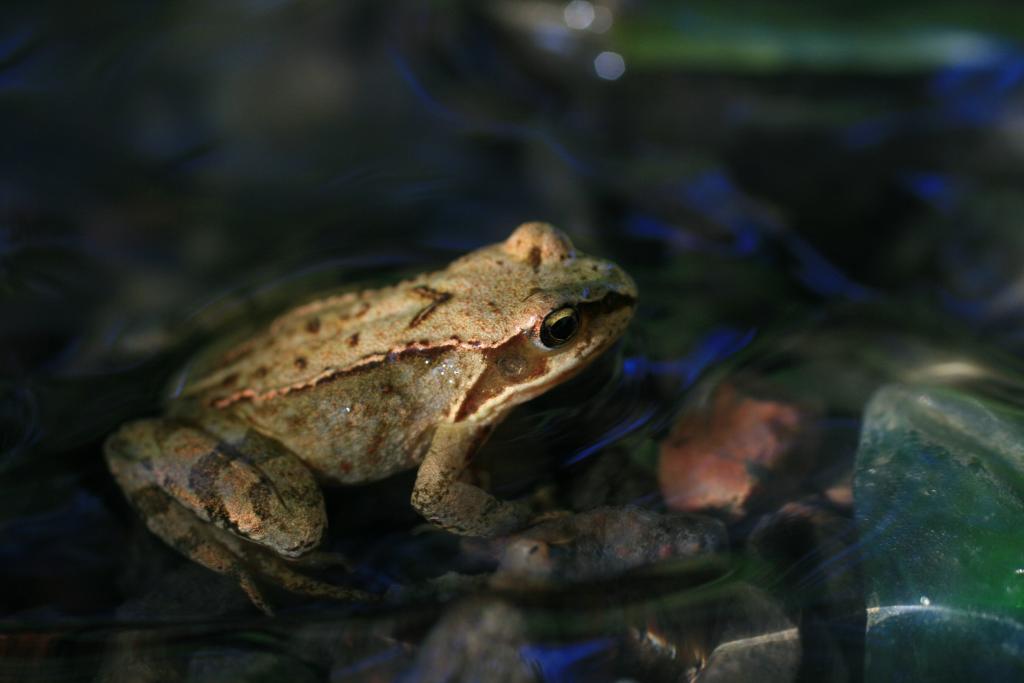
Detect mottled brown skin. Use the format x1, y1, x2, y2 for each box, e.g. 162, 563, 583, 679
104, 223, 637, 612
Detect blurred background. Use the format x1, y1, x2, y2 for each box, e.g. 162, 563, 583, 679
3, 1, 1024, 681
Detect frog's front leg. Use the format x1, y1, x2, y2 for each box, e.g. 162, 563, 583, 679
411, 421, 532, 537
104, 418, 370, 612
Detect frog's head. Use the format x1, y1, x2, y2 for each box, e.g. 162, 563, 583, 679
450, 222, 637, 422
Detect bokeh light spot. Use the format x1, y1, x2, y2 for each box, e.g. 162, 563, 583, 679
594, 51, 625, 80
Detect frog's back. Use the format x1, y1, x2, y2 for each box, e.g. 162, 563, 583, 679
176, 288, 389, 407
176, 258, 524, 410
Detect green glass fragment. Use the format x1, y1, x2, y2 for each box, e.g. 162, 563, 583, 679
856, 384, 1024, 678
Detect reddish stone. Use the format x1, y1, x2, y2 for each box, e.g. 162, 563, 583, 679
658, 384, 809, 519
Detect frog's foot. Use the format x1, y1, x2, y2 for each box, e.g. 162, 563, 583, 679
287, 550, 356, 572
236, 544, 375, 603
127, 485, 277, 614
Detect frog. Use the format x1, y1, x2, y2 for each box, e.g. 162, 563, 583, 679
104, 222, 637, 612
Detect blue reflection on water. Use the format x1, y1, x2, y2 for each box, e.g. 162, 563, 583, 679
930, 53, 1024, 100
680, 171, 762, 255
624, 326, 757, 386
562, 407, 655, 467
901, 172, 958, 214
938, 289, 987, 322
0, 51, 37, 90
674, 170, 871, 299
0, 23, 36, 90
785, 234, 872, 301
625, 213, 714, 252
520, 637, 614, 682
0, 24, 33, 61
843, 50, 1024, 149
681, 170, 734, 219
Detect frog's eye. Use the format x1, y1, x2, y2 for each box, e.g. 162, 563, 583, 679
540, 306, 580, 348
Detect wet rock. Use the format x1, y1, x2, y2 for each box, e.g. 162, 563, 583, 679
697, 627, 801, 683
697, 584, 800, 683
856, 384, 1024, 680
658, 384, 813, 519
492, 506, 726, 588
409, 598, 535, 683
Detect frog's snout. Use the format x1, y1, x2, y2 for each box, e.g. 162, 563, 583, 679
597, 259, 639, 312
613, 263, 639, 304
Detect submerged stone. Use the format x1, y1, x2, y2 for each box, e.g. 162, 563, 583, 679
491, 506, 727, 588
697, 584, 800, 683
855, 383, 1024, 679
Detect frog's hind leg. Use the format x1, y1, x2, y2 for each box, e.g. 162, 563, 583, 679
217, 533, 375, 603
104, 418, 369, 612
105, 418, 327, 557
127, 484, 275, 614
127, 483, 373, 612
